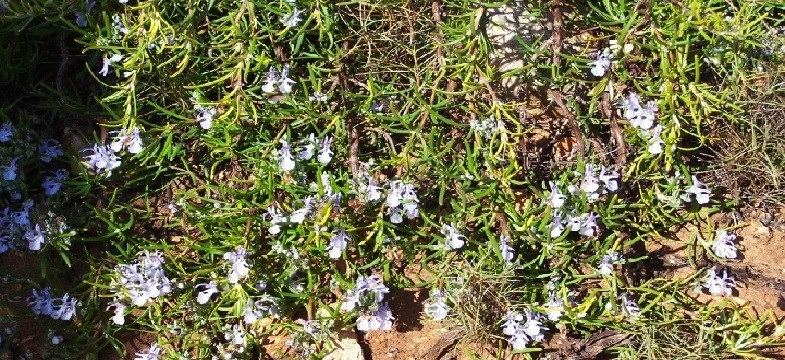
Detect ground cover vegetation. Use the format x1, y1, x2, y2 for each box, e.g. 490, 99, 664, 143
1, 0, 785, 358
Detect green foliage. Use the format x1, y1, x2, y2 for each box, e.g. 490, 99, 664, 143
0, 0, 783, 359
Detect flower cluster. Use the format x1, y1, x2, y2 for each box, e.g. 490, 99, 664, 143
1, 200, 53, 251
597, 250, 625, 276
39, 139, 64, 162
501, 310, 545, 350
277, 133, 333, 172
349, 161, 383, 204
262, 65, 296, 94
469, 115, 504, 139
223, 247, 250, 284
703, 268, 736, 297
423, 289, 450, 321
340, 274, 394, 332
656, 171, 712, 207
568, 164, 619, 201
83, 144, 121, 176
386, 180, 419, 223
107, 251, 173, 325
243, 295, 280, 324
110, 127, 144, 154
622, 92, 666, 155
27, 288, 79, 321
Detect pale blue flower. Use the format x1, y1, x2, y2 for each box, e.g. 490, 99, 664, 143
280, 7, 304, 28
589, 48, 611, 76
195, 281, 219, 304
39, 139, 64, 162
711, 230, 738, 259
0, 122, 12, 142
440, 223, 465, 250
685, 175, 711, 204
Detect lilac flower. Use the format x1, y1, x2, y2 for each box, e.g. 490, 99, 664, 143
243, 296, 280, 323
2, 157, 17, 181
599, 166, 619, 192
550, 211, 565, 239
579, 212, 599, 237
99, 54, 123, 77
623, 93, 657, 130
499, 235, 515, 263
195, 281, 219, 304
280, 7, 304, 28
317, 136, 333, 165
299, 133, 317, 160
107, 301, 126, 325
367, 302, 394, 330
13, 200, 34, 226
566, 214, 581, 232
703, 268, 735, 297
386, 180, 420, 222
134, 342, 162, 360
340, 289, 359, 312
543, 293, 564, 322
42, 169, 67, 196
0, 122, 13, 142
645, 124, 665, 155
580, 164, 601, 196
75, 12, 87, 27
278, 140, 296, 172
685, 175, 711, 204
25, 224, 45, 251
309, 92, 328, 102
365, 178, 383, 202
50, 293, 79, 320
28, 288, 54, 316
547, 181, 566, 208
110, 127, 144, 154
589, 48, 612, 76
711, 230, 738, 259
440, 223, 465, 250
619, 293, 640, 318
39, 139, 64, 162
278, 64, 296, 94
261, 67, 279, 93
0, 233, 12, 254
83, 144, 121, 176
288, 196, 314, 223
196, 106, 217, 130
265, 206, 286, 235
223, 247, 250, 284
424, 289, 449, 321
327, 228, 350, 259
597, 251, 623, 275
224, 324, 246, 347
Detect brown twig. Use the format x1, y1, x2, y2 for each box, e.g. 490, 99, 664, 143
550, 0, 585, 161
602, 91, 627, 169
